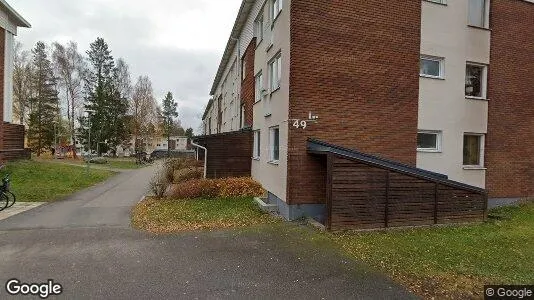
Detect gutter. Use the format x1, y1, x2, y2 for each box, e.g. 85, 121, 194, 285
190, 141, 207, 179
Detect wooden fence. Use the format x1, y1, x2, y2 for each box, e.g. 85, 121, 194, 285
193, 130, 253, 178
327, 156, 487, 230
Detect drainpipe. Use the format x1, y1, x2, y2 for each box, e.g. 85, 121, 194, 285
191, 141, 207, 179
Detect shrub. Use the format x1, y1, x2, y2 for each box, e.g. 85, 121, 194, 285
166, 177, 265, 200
150, 171, 170, 198
163, 158, 204, 182
174, 167, 203, 183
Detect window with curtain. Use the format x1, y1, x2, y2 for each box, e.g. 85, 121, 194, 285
463, 135, 482, 166
468, 0, 486, 27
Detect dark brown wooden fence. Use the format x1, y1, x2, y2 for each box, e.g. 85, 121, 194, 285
194, 130, 253, 178
3, 123, 25, 149
309, 139, 488, 231
327, 157, 487, 230
0, 123, 30, 161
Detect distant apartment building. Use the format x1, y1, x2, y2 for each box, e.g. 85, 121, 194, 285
0, 0, 31, 161
201, 0, 534, 219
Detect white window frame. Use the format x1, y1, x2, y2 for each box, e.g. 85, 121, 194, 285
255, 71, 263, 102
269, 52, 282, 93
253, 130, 261, 159
467, 0, 490, 29
425, 0, 447, 4
271, 0, 283, 23
420, 55, 445, 79
417, 131, 442, 153
254, 12, 264, 45
463, 133, 485, 168
269, 126, 280, 163
465, 62, 488, 100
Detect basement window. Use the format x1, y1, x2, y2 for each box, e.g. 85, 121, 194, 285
417, 131, 442, 152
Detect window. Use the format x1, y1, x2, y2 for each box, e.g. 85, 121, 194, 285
420, 56, 444, 78
417, 131, 442, 152
427, 0, 446, 4
463, 134, 484, 166
255, 72, 263, 102
254, 13, 264, 44
241, 59, 247, 80
253, 130, 261, 159
269, 53, 282, 92
271, 0, 283, 21
269, 127, 280, 162
468, 0, 487, 28
465, 63, 487, 98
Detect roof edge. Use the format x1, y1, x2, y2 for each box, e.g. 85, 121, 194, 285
307, 139, 487, 194
0, 0, 31, 28
209, 0, 255, 96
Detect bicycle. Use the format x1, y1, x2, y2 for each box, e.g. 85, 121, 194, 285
0, 165, 15, 210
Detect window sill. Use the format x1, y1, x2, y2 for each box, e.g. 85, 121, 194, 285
252, 157, 260, 161
254, 99, 262, 105
264, 113, 272, 118
423, 0, 447, 6
466, 96, 489, 101
417, 149, 442, 153
463, 166, 487, 170
420, 74, 445, 80
467, 25, 491, 32
267, 160, 279, 165
266, 43, 273, 52
270, 86, 281, 95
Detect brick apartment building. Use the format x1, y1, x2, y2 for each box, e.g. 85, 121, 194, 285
200, 0, 534, 222
0, 0, 31, 162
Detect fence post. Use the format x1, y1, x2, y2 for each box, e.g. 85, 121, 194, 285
434, 182, 439, 224
385, 171, 390, 228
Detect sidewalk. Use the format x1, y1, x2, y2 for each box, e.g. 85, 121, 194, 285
0, 202, 46, 222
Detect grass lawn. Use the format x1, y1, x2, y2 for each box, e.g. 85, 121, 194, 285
131, 197, 279, 233
41, 158, 143, 170
0, 160, 115, 202
324, 203, 534, 298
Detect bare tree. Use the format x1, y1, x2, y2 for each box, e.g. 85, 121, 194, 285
114, 58, 132, 100
13, 42, 34, 125
52, 41, 86, 156
131, 76, 156, 152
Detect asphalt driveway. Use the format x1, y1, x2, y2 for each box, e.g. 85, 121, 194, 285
0, 164, 416, 299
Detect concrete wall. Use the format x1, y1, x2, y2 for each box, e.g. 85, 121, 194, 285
251, 0, 291, 203
417, 0, 490, 188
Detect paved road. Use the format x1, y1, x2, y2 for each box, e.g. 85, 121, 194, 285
0, 165, 416, 299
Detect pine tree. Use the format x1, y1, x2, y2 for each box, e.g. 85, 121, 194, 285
27, 42, 60, 156
161, 92, 179, 156
79, 38, 129, 155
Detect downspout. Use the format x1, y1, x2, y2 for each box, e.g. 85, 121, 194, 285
191, 141, 207, 179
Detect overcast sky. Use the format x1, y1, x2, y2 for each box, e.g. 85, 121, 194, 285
11, 0, 242, 132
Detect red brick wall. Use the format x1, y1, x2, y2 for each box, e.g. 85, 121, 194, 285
486, 0, 534, 198
287, 0, 422, 205
241, 38, 256, 128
